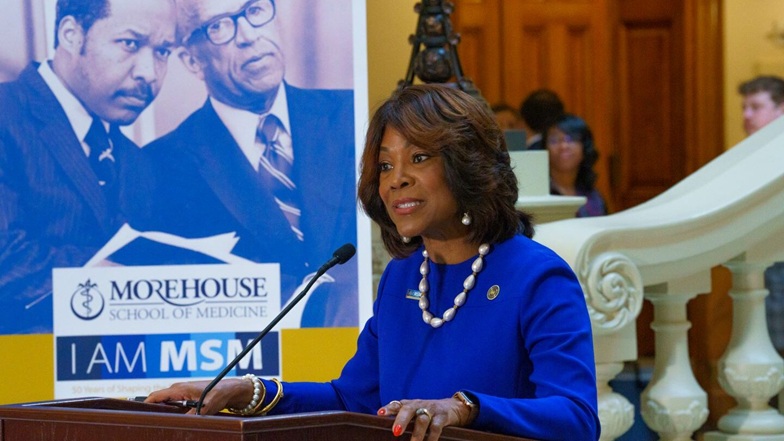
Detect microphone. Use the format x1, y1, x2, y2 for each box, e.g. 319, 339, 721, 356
195, 243, 356, 414
319, 242, 356, 271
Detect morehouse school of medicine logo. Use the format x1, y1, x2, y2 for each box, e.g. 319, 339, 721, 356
63, 272, 272, 323
70, 279, 106, 320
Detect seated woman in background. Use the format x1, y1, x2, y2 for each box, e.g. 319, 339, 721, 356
145, 85, 600, 441
545, 114, 608, 217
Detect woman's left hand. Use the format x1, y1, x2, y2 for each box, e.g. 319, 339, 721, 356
377, 397, 475, 441
144, 378, 251, 415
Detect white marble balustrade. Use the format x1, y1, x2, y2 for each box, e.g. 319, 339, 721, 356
535, 117, 784, 440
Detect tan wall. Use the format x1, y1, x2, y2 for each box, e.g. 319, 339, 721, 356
366, 1, 418, 113
724, 0, 784, 149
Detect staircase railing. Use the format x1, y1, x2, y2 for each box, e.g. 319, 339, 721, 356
534, 117, 784, 440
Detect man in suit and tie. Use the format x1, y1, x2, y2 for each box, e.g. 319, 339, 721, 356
0, 0, 177, 334
141, 0, 358, 327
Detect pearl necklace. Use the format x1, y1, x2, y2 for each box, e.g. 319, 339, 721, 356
418, 243, 490, 328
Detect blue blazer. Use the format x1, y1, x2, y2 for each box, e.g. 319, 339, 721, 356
0, 64, 153, 334
140, 85, 359, 327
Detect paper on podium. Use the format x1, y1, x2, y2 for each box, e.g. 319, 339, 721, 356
85, 223, 253, 267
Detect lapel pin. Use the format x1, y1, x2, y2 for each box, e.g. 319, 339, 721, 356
487, 285, 500, 300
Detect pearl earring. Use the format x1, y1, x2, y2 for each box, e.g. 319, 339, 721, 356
461, 212, 472, 226
402, 236, 411, 243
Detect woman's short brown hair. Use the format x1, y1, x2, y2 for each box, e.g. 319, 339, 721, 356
358, 84, 534, 259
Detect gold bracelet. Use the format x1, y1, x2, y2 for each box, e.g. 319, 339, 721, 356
258, 378, 284, 415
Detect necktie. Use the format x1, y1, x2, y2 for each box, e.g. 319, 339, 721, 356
84, 117, 116, 189
257, 114, 303, 241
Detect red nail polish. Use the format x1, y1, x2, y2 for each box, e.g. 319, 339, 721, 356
377, 408, 386, 416
393, 424, 403, 436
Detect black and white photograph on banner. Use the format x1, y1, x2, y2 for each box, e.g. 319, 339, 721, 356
0, 0, 367, 336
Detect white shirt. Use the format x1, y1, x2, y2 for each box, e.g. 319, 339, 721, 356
210, 83, 292, 172
38, 61, 103, 157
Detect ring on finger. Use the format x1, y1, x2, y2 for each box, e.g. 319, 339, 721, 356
389, 400, 402, 407
415, 407, 432, 421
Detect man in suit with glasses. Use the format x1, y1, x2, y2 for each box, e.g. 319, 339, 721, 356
141, 0, 358, 327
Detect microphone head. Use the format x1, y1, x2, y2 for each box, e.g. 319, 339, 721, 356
333, 243, 356, 265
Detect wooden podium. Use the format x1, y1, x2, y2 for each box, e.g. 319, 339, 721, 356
0, 397, 535, 441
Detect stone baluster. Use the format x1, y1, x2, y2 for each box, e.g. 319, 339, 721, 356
597, 362, 634, 440
705, 258, 784, 440
582, 252, 644, 440
641, 275, 709, 440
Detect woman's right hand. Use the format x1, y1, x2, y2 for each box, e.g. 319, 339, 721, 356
376, 396, 477, 441
144, 378, 253, 415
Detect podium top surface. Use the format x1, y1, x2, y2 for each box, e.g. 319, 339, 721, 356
0, 397, 537, 441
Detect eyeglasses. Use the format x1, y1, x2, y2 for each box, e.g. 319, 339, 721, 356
186, 0, 276, 46
546, 134, 579, 146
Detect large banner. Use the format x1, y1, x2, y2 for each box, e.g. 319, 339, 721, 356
0, 0, 371, 402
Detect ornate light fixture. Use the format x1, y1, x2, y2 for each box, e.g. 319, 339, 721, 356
397, 0, 485, 103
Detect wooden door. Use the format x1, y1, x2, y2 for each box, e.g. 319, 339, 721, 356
615, 0, 687, 208
614, 0, 722, 209
453, 0, 613, 207
449, 0, 504, 103
450, 0, 723, 213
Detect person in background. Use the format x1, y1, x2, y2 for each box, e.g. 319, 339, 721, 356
737, 75, 784, 356
140, 0, 358, 327
0, 0, 176, 334
738, 75, 784, 135
146, 84, 600, 441
490, 102, 523, 130
519, 88, 565, 150
544, 113, 607, 217
491, 102, 526, 151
